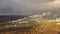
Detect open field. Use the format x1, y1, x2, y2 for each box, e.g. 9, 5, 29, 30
0, 15, 60, 34
0, 20, 59, 34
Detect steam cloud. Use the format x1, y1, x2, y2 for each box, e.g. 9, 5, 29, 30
0, 0, 60, 15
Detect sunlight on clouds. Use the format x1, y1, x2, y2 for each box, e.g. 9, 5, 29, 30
25, 0, 60, 10
18, 0, 60, 15
0, 0, 60, 15
48, 0, 60, 8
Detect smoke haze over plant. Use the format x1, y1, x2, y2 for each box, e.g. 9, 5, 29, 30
0, 0, 60, 16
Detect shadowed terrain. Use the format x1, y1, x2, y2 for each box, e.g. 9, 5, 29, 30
0, 15, 27, 23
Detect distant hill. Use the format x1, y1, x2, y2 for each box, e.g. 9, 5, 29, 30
0, 15, 28, 22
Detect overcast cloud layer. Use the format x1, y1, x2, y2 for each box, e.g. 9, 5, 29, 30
0, 0, 60, 15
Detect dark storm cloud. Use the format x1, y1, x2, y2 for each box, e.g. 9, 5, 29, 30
0, 0, 59, 15
0, 0, 18, 15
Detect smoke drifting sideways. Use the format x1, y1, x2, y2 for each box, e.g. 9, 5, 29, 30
0, 0, 60, 16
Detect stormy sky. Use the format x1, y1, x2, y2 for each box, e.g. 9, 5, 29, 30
0, 0, 60, 15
